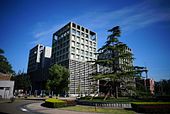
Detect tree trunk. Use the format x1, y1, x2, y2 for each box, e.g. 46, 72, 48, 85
115, 86, 118, 99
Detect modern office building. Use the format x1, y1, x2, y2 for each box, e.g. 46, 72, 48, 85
51, 22, 97, 96
27, 44, 51, 91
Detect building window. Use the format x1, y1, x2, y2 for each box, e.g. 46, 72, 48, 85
77, 25, 80, 30
81, 44, 84, 48
71, 47, 75, 52
77, 42, 80, 47
81, 50, 84, 54
72, 23, 76, 28
71, 53, 75, 59
85, 57, 88, 61
93, 48, 96, 52
81, 33, 84, 37
85, 45, 88, 50
93, 42, 96, 47
76, 54, 80, 59
86, 29, 88, 33
76, 48, 80, 54
85, 34, 88, 38
85, 51, 88, 56
81, 38, 84, 43
72, 35, 75, 40
89, 47, 92, 51
77, 37, 80, 42
90, 52, 92, 56
90, 41, 92, 45
72, 41, 75, 46
81, 56, 84, 60
72, 29, 76, 34
81, 27, 84, 31
77, 31, 80, 36
85, 40, 88, 44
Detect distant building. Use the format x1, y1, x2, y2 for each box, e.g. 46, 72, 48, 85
0, 72, 11, 80
27, 44, 51, 91
0, 72, 14, 99
51, 22, 97, 96
135, 78, 155, 95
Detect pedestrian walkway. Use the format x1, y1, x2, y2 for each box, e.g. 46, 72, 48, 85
26, 102, 101, 114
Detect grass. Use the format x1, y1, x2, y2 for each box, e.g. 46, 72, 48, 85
59, 105, 136, 114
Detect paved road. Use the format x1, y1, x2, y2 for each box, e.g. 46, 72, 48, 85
0, 99, 42, 114
26, 102, 101, 114
0, 99, 100, 114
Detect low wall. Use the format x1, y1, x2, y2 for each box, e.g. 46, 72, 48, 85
76, 100, 131, 108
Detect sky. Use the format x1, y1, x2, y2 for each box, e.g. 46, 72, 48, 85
0, 0, 170, 81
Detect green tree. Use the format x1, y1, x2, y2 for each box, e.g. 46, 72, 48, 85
93, 26, 135, 100
11, 72, 31, 91
46, 64, 69, 95
155, 79, 170, 96
0, 48, 14, 74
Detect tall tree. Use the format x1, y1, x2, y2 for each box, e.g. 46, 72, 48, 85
0, 48, 14, 74
46, 64, 69, 95
93, 26, 135, 99
11, 72, 31, 91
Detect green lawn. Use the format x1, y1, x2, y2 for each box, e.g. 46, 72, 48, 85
59, 105, 135, 114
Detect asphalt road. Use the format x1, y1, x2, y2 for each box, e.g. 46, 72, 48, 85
0, 99, 42, 114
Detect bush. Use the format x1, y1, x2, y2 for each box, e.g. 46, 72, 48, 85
131, 102, 170, 113
45, 98, 66, 108
64, 100, 77, 106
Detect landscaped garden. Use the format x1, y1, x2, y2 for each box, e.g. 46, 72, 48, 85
42, 96, 170, 114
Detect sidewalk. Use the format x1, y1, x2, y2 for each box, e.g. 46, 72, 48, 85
26, 102, 101, 114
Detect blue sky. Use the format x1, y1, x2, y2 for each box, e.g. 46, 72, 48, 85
0, 0, 170, 81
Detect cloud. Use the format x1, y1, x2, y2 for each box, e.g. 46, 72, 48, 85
30, 23, 65, 46
72, 1, 170, 33
31, 1, 170, 45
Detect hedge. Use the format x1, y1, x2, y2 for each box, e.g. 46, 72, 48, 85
45, 98, 66, 108
131, 102, 170, 113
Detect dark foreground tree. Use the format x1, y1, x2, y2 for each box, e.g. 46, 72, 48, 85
46, 64, 69, 96
92, 26, 135, 100
0, 48, 14, 74
11, 72, 31, 92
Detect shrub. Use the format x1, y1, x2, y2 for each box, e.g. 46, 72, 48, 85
131, 102, 170, 113
64, 100, 77, 106
45, 98, 66, 108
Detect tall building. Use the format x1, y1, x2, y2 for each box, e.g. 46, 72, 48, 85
27, 44, 51, 91
51, 22, 97, 96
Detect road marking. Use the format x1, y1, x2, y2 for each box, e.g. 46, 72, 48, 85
21, 108, 29, 112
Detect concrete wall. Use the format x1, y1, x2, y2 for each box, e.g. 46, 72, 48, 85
0, 81, 14, 99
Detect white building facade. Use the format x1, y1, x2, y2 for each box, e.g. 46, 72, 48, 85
51, 22, 97, 96
0, 81, 14, 99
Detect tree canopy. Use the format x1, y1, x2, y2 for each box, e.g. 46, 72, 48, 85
46, 64, 69, 95
93, 26, 135, 99
11, 71, 31, 91
0, 48, 14, 74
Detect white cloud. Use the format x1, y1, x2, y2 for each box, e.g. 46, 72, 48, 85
30, 23, 65, 46
72, 1, 170, 32
31, 1, 170, 45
